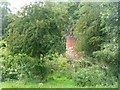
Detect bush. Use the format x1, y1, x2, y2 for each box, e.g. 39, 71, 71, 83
73, 65, 118, 87
92, 43, 118, 76
45, 53, 73, 80
44, 53, 94, 81
1, 53, 45, 81
92, 47, 118, 63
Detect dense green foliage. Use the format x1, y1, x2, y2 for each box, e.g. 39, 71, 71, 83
74, 2, 118, 86
92, 2, 118, 77
0, 1, 118, 88
1, 53, 45, 81
6, 2, 68, 57
73, 65, 117, 87
75, 2, 105, 55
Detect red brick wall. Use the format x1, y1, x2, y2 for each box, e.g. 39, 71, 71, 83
66, 37, 76, 49
66, 36, 84, 59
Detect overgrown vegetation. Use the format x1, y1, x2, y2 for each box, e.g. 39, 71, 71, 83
0, 1, 118, 88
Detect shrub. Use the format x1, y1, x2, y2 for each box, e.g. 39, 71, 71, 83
1, 53, 45, 81
45, 53, 73, 80
92, 48, 118, 63
92, 43, 118, 76
73, 65, 118, 87
44, 53, 94, 81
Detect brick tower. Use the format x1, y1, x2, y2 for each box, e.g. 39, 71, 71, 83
66, 28, 84, 59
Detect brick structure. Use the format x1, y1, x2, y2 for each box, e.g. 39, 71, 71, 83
66, 33, 84, 59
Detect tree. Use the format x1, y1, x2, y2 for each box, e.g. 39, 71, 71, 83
6, 2, 68, 58
98, 2, 118, 76
67, 2, 80, 29
0, 1, 10, 36
75, 2, 104, 55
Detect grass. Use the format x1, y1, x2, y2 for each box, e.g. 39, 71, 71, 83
0, 79, 79, 88
0, 78, 118, 88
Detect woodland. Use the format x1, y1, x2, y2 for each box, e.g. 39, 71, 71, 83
0, 1, 119, 88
